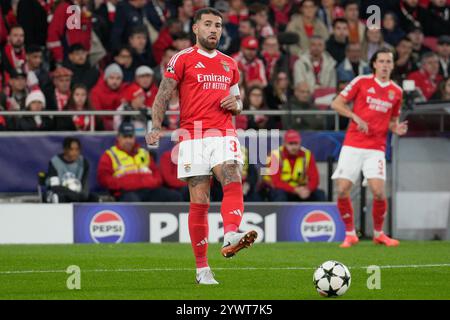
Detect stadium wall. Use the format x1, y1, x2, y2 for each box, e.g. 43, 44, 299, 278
0, 203, 345, 244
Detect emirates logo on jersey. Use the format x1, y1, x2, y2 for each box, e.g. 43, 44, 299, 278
366, 96, 393, 113
197, 74, 231, 90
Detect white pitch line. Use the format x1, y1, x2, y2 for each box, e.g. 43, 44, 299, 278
0, 264, 449, 275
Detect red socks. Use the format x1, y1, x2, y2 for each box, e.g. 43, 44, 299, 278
188, 203, 209, 268
337, 197, 355, 232
372, 199, 387, 232
221, 182, 244, 234
188, 182, 244, 268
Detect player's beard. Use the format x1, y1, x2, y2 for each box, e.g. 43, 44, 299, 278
198, 36, 218, 51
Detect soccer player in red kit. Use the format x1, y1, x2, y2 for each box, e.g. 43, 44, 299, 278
145, 8, 257, 285
331, 48, 408, 248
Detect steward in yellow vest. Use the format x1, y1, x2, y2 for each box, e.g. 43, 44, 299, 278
97, 122, 182, 202
265, 130, 325, 202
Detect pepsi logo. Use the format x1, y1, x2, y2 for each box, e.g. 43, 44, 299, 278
90, 210, 125, 243
300, 210, 335, 242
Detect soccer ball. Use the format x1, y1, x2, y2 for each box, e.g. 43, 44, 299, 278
313, 260, 351, 297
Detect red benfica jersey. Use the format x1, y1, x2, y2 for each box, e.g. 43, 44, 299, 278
164, 45, 240, 139
339, 74, 403, 152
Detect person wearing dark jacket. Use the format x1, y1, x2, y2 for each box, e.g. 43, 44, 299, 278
94, 0, 119, 52
17, 90, 54, 131
113, 46, 136, 83
423, 0, 450, 37
128, 25, 155, 68
97, 122, 182, 202
16, 0, 48, 47
395, 0, 430, 34
145, 0, 177, 31
25, 45, 51, 90
46, 137, 98, 203
110, 0, 146, 52
381, 12, 406, 47
62, 44, 99, 90
326, 18, 349, 65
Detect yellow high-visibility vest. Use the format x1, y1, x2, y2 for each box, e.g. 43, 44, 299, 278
263, 146, 311, 187
106, 146, 151, 178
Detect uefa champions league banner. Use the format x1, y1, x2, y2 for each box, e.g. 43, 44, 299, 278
73, 203, 345, 243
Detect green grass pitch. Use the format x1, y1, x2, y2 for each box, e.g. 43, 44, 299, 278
0, 241, 449, 300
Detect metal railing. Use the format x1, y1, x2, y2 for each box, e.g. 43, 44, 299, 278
1, 103, 449, 133
0, 109, 342, 132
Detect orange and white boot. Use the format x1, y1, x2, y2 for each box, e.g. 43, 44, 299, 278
339, 233, 359, 248
373, 232, 400, 247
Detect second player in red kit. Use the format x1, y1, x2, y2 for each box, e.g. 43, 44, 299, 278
146, 8, 257, 285
331, 48, 408, 248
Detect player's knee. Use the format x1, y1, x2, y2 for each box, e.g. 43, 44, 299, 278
372, 190, 386, 201
220, 162, 242, 185
336, 185, 351, 199
190, 192, 210, 204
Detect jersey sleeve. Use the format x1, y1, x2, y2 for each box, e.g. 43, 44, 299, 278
339, 76, 362, 102
231, 59, 240, 86
164, 52, 186, 82
392, 89, 403, 118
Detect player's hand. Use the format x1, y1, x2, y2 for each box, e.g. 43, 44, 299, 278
220, 95, 239, 112
393, 120, 408, 136
352, 114, 369, 134
145, 128, 162, 146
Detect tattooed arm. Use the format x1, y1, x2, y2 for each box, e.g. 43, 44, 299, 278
145, 77, 178, 145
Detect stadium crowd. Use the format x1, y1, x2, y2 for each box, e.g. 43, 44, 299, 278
0, 0, 449, 132
0, 0, 449, 203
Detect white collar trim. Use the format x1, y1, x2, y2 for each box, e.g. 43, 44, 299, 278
197, 48, 217, 58
374, 76, 391, 88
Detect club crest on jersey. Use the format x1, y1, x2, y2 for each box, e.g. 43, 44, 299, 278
388, 90, 395, 101
220, 60, 230, 72
167, 65, 175, 74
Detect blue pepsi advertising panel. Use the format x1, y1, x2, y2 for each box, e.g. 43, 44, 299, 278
276, 204, 345, 242
74, 203, 345, 243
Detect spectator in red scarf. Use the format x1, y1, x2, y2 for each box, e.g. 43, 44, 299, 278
229, 0, 249, 25
261, 35, 289, 82
44, 67, 73, 111
55, 83, 104, 131
2, 25, 26, 84
268, 0, 293, 32
249, 3, 275, 39
233, 36, 268, 88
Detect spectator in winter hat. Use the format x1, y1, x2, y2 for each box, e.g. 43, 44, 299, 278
90, 63, 127, 130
